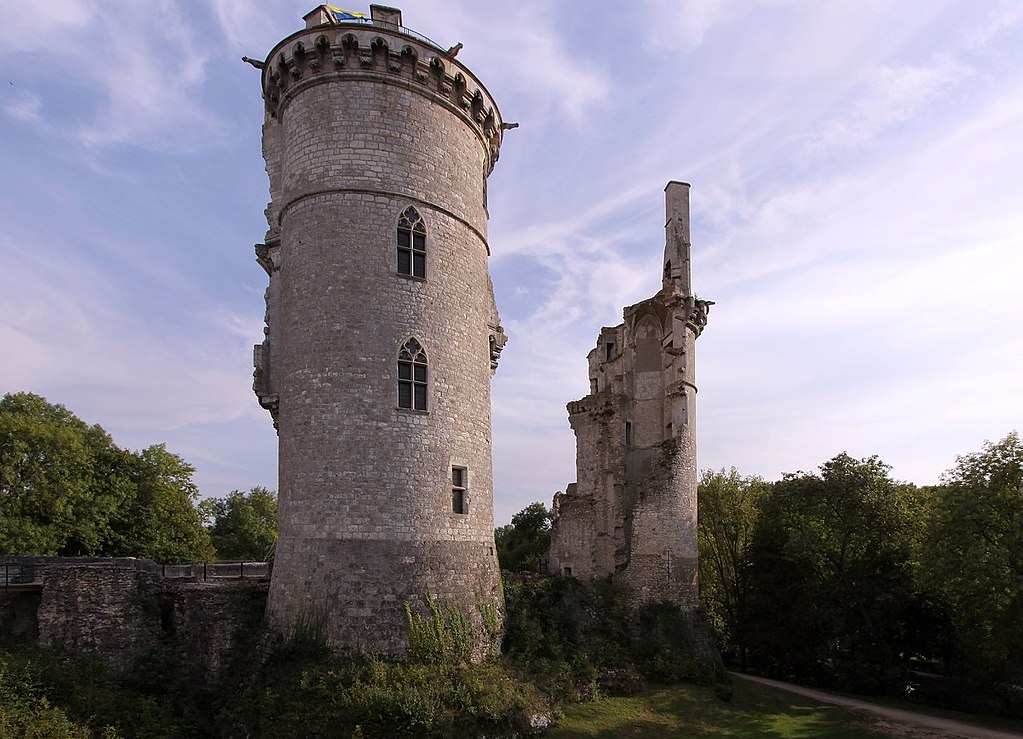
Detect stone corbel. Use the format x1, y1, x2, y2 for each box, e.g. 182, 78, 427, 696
488, 325, 508, 372
675, 297, 714, 337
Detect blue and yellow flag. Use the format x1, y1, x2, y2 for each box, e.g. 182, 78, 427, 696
325, 6, 366, 22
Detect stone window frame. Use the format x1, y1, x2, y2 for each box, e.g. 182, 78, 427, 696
396, 206, 427, 279
397, 337, 428, 412
451, 465, 468, 515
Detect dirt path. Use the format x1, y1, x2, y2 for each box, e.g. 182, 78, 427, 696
731, 672, 1023, 738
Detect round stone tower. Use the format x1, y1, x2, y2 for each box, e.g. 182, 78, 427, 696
251, 4, 508, 657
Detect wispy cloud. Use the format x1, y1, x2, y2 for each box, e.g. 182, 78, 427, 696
0, 0, 224, 152
640, 0, 749, 52
4, 91, 42, 123
808, 55, 971, 153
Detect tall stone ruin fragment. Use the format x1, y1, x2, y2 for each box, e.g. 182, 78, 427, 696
548, 182, 712, 609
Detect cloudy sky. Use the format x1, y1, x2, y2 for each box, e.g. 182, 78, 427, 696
2, 1, 1021, 524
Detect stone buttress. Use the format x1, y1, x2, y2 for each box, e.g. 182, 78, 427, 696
251, 5, 509, 657
548, 182, 712, 609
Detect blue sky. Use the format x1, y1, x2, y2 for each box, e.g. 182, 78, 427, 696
2, 1, 1021, 524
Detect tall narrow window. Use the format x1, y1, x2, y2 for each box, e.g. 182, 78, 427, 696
398, 338, 428, 411
452, 466, 467, 514
397, 206, 426, 278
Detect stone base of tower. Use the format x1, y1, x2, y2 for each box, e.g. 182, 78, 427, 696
266, 539, 503, 661
550, 433, 700, 611
614, 433, 700, 610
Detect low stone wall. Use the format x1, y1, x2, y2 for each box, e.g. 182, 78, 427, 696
0, 591, 40, 641
169, 579, 267, 683
0, 557, 269, 685
38, 565, 163, 672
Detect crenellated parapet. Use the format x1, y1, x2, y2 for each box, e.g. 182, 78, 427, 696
261, 21, 506, 173
567, 394, 615, 423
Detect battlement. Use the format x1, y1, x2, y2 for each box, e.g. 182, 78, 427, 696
261, 8, 506, 171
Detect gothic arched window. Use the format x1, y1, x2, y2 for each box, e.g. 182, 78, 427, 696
397, 337, 428, 411
397, 207, 426, 278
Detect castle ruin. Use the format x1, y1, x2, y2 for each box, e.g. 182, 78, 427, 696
548, 182, 712, 609
252, 5, 508, 657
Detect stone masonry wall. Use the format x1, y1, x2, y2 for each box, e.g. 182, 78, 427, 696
257, 8, 506, 657
549, 183, 710, 611
168, 579, 268, 684
38, 565, 163, 672
10, 561, 268, 684
0, 592, 40, 641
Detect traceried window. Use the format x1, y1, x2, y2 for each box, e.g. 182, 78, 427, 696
397, 206, 426, 278
451, 466, 467, 514
397, 338, 428, 411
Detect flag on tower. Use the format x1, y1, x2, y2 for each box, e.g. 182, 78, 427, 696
325, 6, 366, 22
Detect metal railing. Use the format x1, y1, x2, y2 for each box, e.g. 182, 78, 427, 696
0, 557, 271, 590
160, 561, 271, 581
1, 563, 44, 589
331, 17, 445, 52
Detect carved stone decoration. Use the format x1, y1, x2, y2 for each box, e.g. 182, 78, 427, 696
674, 296, 714, 337
488, 325, 508, 372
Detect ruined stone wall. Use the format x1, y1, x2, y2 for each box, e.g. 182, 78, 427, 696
256, 7, 506, 657
549, 183, 710, 611
167, 580, 268, 684
38, 565, 163, 672
3, 560, 267, 684
0, 592, 40, 641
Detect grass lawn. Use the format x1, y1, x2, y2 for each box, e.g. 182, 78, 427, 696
547, 679, 892, 738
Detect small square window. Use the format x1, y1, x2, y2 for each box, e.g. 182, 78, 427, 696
452, 466, 467, 514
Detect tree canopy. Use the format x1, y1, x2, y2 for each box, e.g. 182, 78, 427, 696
697, 468, 769, 671
922, 432, 1023, 688
698, 436, 1023, 716
494, 502, 552, 572
199, 487, 278, 561
747, 453, 925, 691
0, 392, 212, 563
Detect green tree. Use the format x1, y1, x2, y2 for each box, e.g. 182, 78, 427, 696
0, 392, 131, 556
922, 432, 1023, 692
0, 391, 213, 563
748, 453, 924, 691
107, 444, 214, 563
495, 502, 552, 572
199, 486, 278, 560
697, 468, 768, 671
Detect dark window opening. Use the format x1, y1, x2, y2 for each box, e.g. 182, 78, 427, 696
398, 338, 428, 411
605, 342, 614, 360
563, 566, 573, 577
664, 260, 672, 279
397, 206, 426, 278
625, 421, 633, 446
452, 466, 467, 514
